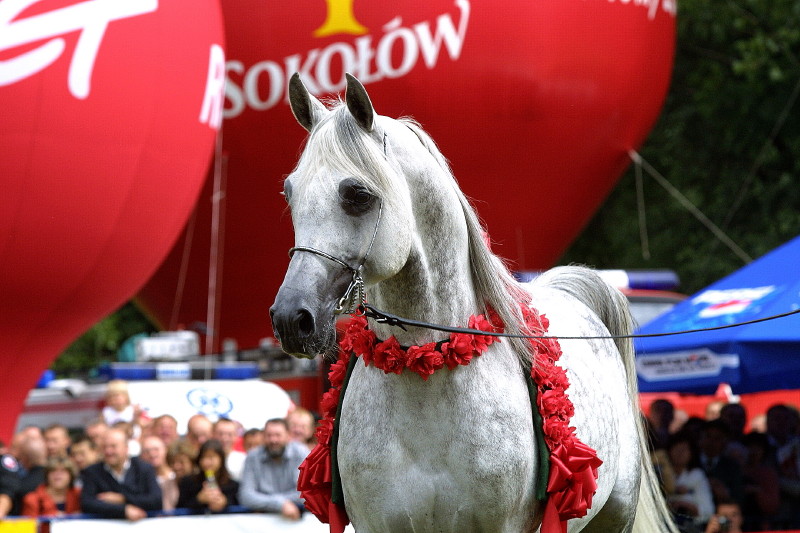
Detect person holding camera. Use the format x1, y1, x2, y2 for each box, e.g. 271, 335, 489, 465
705, 501, 743, 533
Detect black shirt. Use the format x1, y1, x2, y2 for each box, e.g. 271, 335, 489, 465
14, 465, 45, 515
80, 457, 162, 518
177, 473, 239, 512
0, 455, 20, 499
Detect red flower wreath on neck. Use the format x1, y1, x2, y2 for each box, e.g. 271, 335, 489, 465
297, 304, 602, 533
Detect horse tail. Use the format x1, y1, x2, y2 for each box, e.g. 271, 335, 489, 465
532, 266, 678, 533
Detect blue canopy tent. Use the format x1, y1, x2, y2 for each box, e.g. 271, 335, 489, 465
634, 235, 800, 394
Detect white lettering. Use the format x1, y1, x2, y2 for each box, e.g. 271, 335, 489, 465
0, 0, 158, 99
316, 42, 357, 92
285, 50, 322, 95
607, 0, 676, 20
647, 0, 659, 20
199, 44, 226, 129
244, 60, 283, 110
376, 18, 418, 79
414, 0, 470, 69
353, 35, 380, 83
224, 60, 245, 118
222, 0, 472, 118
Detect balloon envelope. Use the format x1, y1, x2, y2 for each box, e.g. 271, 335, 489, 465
139, 0, 676, 352
0, 0, 225, 439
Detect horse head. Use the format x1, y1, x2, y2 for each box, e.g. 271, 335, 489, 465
270, 73, 418, 358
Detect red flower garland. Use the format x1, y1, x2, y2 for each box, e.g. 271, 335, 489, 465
297, 306, 601, 533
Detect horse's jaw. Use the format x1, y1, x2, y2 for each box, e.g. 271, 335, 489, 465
280, 337, 335, 360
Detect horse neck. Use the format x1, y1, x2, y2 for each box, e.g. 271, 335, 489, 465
368, 180, 479, 346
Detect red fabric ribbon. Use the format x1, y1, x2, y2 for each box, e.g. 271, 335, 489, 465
539, 440, 603, 532
297, 444, 332, 519
298, 305, 602, 533
297, 357, 351, 532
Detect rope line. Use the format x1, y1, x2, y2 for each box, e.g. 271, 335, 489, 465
362, 304, 800, 341
628, 150, 752, 264
634, 155, 650, 260
722, 74, 800, 229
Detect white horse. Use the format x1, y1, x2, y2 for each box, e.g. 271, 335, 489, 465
270, 73, 677, 533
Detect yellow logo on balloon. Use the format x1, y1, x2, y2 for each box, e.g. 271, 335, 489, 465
314, 0, 368, 37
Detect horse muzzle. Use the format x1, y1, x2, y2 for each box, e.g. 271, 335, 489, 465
269, 302, 328, 359
270, 263, 351, 358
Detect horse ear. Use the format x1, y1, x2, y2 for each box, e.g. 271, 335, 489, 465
289, 73, 328, 132
345, 73, 374, 132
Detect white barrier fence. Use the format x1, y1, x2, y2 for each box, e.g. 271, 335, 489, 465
49, 513, 355, 533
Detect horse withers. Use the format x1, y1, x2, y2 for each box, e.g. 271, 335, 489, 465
270, 73, 677, 533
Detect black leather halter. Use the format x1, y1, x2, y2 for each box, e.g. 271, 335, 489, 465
288, 200, 383, 316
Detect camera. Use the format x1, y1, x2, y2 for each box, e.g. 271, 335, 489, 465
717, 516, 731, 532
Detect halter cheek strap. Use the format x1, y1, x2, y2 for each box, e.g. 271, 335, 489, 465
289, 128, 393, 315
289, 200, 383, 316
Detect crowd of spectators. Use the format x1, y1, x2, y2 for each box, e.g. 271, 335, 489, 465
647, 398, 800, 533
2, 376, 797, 531
0, 380, 315, 523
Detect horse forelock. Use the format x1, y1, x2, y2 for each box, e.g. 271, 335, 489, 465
289, 103, 408, 214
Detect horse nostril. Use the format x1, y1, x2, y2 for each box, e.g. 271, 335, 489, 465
269, 308, 280, 339
296, 309, 315, 337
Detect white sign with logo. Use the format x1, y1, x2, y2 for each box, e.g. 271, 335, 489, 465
693, 286, 775, 318
636, 348, 740, 382
127, 380, 293, 432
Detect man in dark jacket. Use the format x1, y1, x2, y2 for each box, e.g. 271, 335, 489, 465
700, 419, 744, 506
0, 454, 20, 519
80, 427, 162, 520
13, 435, 47, 514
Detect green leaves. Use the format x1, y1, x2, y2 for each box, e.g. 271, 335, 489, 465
51, 302, 155, 376
562, 0, 800, 294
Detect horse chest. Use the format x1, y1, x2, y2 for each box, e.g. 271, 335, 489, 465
336, 354, 538, 532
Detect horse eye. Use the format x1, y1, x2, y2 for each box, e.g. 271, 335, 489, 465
339, 178, 375, 215
282, 180, 293, 202
352, 189, 371, 204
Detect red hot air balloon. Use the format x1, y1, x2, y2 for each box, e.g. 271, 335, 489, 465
139, 0, 676, 353
0, 0, 225, 440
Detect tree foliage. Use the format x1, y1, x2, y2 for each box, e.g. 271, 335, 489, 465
51, 302, 156, 377
561, 0, 800, 294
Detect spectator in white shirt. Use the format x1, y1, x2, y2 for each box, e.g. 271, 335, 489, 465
668, 431, 715, 527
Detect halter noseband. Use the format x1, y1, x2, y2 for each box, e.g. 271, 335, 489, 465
288, 200, 383, 316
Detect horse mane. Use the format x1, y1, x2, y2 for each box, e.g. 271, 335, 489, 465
399, 119, 534, 370
291, 102, 534, 370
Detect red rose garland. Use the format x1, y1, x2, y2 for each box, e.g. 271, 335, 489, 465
520, 306, 603, 533
297, 305, 601, 533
